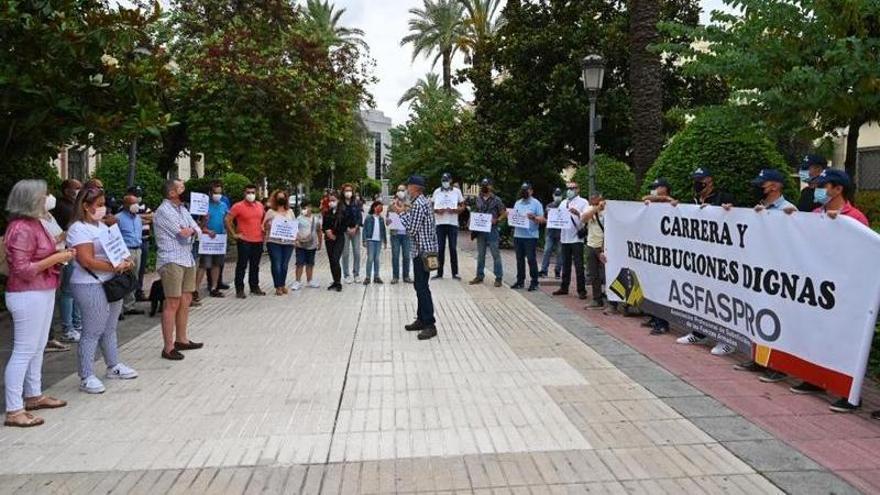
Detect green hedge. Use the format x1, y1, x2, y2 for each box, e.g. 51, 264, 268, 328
855, 190, 880, 229
643, 106, 796, 206
573, 154, 637, 200
185, 172, 252, 204
0, 156, 62, 232
94, 153, 165, 209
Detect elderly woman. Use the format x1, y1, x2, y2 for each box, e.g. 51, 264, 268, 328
4, 180, 76, 427
67, 186, 138, 395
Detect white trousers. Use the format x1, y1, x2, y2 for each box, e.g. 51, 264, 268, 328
4, 289, 55, 412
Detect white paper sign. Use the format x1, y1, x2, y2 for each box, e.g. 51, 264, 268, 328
388, 212, 405, 231
269, 217, 299, 241
433, 192, 459, 211
189, 192, 209, 216
546, 208, 569, 230
506, 208, 530, 229
469, 212, 493, 233
199, 234, 228, 255
99, 224, 131, 267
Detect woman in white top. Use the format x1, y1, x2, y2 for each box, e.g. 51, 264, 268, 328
290, 199, 323, 290
263, 190, 296, 295
67, 186, 138, 394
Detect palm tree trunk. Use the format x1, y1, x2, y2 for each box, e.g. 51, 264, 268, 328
628, 0, 663, 186
442, 50, 453, 93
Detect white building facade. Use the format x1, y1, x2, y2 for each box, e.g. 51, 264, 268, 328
361, 109, 392, 181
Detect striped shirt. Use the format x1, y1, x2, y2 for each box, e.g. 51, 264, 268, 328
400, 193, 438, 259
154, 199, 201, 270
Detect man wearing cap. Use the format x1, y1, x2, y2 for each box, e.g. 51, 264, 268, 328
396, 176, 440, 340
511, 182, 545, 291
553, 182, 589, 299
642, 178, 673, 204
797, 154, 828, 212
432, 172, 464, 279
540, 188, 564, 279
117, 187, 146, 318
470, 178, 506, 287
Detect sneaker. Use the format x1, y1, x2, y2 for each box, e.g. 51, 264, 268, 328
391, 278, 400, 285
676, 333, 707, 345
45, 339, 70, 353
649, 325, 669, 336
789, 382, 824, 395
733, 360, 764, 372
60, 330, 81, 343
374, 277, 384, 284
830, 398, 860, 413
710, 343, 735, 355
308, 280, 321, 288
538, 271, 548, 278
106, 363, 138, 380
758, 371, 787, 383
354, 276, 362, 283
290, 281, 303, 291
554, 272, 561, 280
344, 277, 353, 284
80, 375, 105, 394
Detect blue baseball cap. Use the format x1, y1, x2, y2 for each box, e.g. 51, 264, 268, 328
650, 178, 671, 190
480, 177, 493, 186
801, 154, 828, 170
813, 169, 851, 188
750, 169, 787, 185
553, 187, 563, 196
521, 181, 532, 190
441, 172, 452, 181
406, 175, 426, 187
692, 167, 712, 179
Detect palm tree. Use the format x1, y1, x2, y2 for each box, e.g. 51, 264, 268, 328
401, 0, 466, 92
458, 0, 504, 105
302, 0, 366, 50
629, 0, 663, 185
398, 73, 461, 107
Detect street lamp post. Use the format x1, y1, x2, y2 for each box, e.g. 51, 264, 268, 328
581, 55, 605, 197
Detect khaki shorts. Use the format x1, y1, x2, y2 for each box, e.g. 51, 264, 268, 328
159, 263, 197, 298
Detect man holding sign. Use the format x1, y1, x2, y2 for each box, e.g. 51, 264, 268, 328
511, 182, 545, 291
469, 178, 506, 287
431, 172, 464, 280
553, 182, 589, 299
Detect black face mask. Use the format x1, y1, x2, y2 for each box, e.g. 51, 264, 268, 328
752, 185, 767, 203
481, 186, 490, 194
693, 181, 707, 195
520, 190, 529, 199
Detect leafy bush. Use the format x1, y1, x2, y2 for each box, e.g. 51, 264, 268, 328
643, 106, 795, 206
0, 156, 62, 232
187, 173, 253, 204
94, 153, 165, 209
573, 154, 637, 200
855, 190, 880, 229
361, 178, 382, 198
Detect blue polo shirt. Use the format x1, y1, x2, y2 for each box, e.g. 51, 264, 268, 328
513, 197, 544, 239
207, 200, 229, 234
116, 210, 144, 249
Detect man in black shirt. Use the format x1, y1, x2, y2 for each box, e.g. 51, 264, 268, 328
796, 154, 828, 212
55, 179, 81, 230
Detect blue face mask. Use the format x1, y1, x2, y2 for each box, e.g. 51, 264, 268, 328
798, 170, 810, 183
814, 187, 829, 205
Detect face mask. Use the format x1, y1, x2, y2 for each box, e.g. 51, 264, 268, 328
553, 195, 562, 202
245, 193, 256, 203
520, 190, 529, 199
302, 207, 311, 215
92, 206, 107, 221
694, 181, 706, 194
814, 187, 829, 205
329, 201, 338, 209
752, 185, 768, 202
566, 189, 576, 199
277, 197, 287, 205
45, 194, 56, 211
375, 207, 384, 215
397, 191, 406, 199
129, 204, 139, 214
798, 170, 810, 183
649, 189, 658, 197
212, 194, 223, 202
71, 189, 81, 199
344, 191, 353, 199
442, 181, 451, 189
481, 186, 490, 194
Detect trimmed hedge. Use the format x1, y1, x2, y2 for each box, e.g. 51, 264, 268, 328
643, 106, 796, 206
94, 153, 165, 209
573, 154, 637, 200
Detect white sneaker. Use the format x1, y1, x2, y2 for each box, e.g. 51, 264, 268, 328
106, 363, 138, 379
289, 281, 303, 291
308, 280, 321, 288
354, 276, 362, 283
344, 277, 353, 284
61, 329, 81, 343
80, 375, 106, 394
710, 343, 736, 356
676, 333, 707, 345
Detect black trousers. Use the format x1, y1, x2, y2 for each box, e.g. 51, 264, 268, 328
560, 242, 586, 295
435, 224, 459, 276
514, 238, 539, 286
586, 245, 605, 303
235, 240, 263, 291
412, 256, 436, 325
326, 237, 344, 285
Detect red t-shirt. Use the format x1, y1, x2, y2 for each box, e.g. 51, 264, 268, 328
229, 200, 266, 243
813, 202, 870, 227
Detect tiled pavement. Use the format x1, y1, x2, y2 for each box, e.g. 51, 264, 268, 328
0, 238, 866, 494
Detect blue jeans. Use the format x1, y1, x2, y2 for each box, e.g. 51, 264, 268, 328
541, 233, 562, 276
412, 256, 435, 325
267, 243, 294, 288
365, 241, 382, 279
342, 230, 361, 278
435, 224, 459, 276
390, 234, 411, 280
476, 229, 503, 281
514, 237, 539, 286
60, 263, 82, 332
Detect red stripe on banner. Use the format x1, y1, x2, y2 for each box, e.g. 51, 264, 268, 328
761, 348, 854, 398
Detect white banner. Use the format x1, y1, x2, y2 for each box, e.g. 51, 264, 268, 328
604, 201, 880, 404
433, 191, 458, 211
269, 217, 299, 241
469, 212, 492, 233
189, 192, 209, 216
98, 224, 131, 267
546, 208, 569, 230
199, 234, 228, 255
506, 208, 530, 229
387, 212, 405, 231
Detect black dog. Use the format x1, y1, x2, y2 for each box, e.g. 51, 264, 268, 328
148, 280, 165, 317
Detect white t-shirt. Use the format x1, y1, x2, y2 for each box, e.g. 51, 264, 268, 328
432, 187, 464, 226
370, 216, 381, 242
585, 206, 605, 249
559, 196, 589, 244
66, 221, 113, 284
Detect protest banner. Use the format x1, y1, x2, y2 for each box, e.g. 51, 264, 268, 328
433, 191, 458, 211
546, 208, 569, 229
199, 234, 228, 255
604, 201, 880, 404
189, 192, 209, 216
388, 212, 405, 231
98, 224, 131, 267
469, 212, 493, 233
506, 208, 530, 229
269, 217, 299, 241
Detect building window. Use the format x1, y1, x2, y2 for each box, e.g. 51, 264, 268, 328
858, 147, 880, 191
68, 148, 87, 181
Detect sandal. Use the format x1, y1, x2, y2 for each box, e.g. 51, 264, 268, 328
24, 395, 67, 411
4, 410, 44, 428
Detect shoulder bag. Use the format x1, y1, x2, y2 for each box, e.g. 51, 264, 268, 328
84, 266, 137, 303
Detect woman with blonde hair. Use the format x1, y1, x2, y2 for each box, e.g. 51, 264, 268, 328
263, 189, 296, 295
4, 180, 76, 427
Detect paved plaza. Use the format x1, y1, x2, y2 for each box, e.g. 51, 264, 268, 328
0, 243, 869, 494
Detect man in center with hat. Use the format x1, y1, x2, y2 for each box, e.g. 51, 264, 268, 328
431, 172, 464, 280
470, 178, 506, 287
511, 182, 545, 291
797, 154, 828, 212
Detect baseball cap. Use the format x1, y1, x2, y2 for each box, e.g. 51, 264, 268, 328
125, 186, 143, 197
441, 172, 452, 181
801, 154, 828, 170
813, 169, 851, 188
553, 187, 563, 196
691, 167, 712, 179
406, 175, 426, 187
750, 169, 786, 185
650, 178, 670, 190
480, 178, 493, 187
521, 181, 532, 190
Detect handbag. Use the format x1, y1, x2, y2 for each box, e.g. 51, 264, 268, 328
421, 251, 439, 272
85, 266, 138, 303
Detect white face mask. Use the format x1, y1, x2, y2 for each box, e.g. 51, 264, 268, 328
442, 181, 451, 189
245, 193, 256, 203
71, 189, 81, 199
329, 201, 338, 209
397, 191, 406, 199
45, 194, 56, 211
212, 193, 223, 202
92, 206, 107, 221
344, 191, 353, 199
649, 189, 658, 196
129, 204, 139, 214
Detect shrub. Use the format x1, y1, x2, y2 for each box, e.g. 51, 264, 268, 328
220, 172, 252, 203
573, 154, 637, 200
361, 178, 382, 198
643, 106, 796, 206
0, 156, 61, 232
855, 190, 880, 229
94, 153, 164, 209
